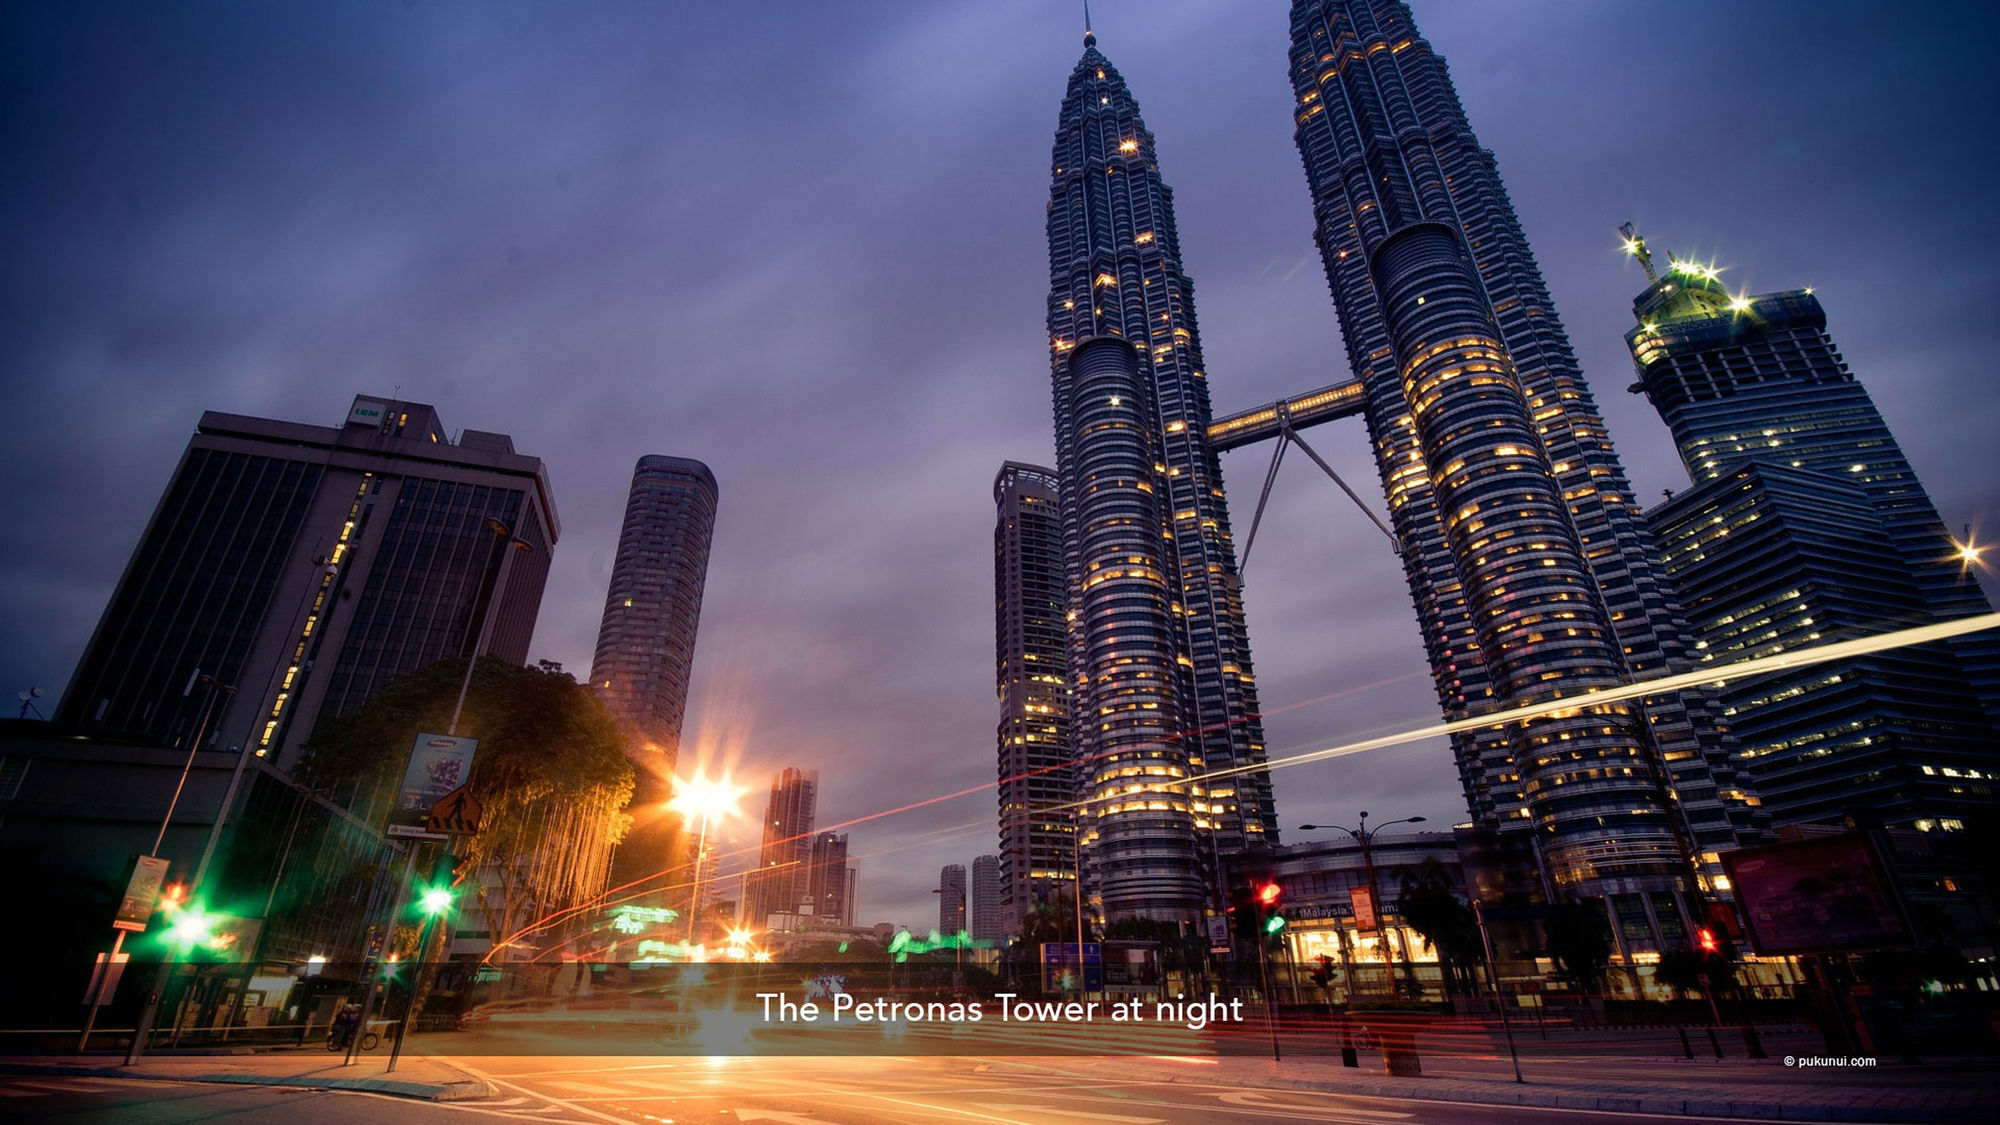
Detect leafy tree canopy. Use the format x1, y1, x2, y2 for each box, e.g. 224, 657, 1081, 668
300, 656, 633, 826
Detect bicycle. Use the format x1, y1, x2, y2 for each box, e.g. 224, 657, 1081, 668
326, 1025, 381, 1052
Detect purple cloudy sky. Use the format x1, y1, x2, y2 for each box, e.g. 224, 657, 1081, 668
5, 1, 1998, 930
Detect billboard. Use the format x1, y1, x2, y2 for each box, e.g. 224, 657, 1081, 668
1039, 942, 1103, 992
388, 733, 478, 839
1721, 834, 1910, 957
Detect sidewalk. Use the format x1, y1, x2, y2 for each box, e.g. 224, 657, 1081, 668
0, 1048, 495, 1102
994, 1049, 2000, 1122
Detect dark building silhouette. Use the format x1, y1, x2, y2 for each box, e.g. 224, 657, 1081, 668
1043, 26, 1278, 922
993, 461, 1075, 932
806, 831, 852, 926
57, 395, 556, 770
1626, 235, 2000, 830
741, 767, 818, 927
1281, 1, 1759, 942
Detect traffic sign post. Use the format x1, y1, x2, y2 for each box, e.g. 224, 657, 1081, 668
425, 786, 483, 835
80, 855, 171, 1051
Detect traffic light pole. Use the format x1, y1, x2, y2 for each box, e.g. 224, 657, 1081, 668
1472, 899, 1524, 1083
387, 844, 457, 1072
1255, 928, 1281, 1063
348, 844, 418, 1067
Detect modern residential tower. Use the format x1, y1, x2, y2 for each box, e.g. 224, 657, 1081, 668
1045, 27, 1278, 922
58, 395, 557, 771
939, 863, 967, 936
1626, 236, 2000, 829
1280, 0, 1759, 924
970, 854, 1005, 943
590, 455, 717, 767
591, 455, 717, 897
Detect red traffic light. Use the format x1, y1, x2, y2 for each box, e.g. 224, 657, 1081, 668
1257, 882, 1282, 907
1696, 926, 1719, 954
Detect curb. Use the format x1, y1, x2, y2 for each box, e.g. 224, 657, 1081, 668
0, 1062, 496, 1103
985, 1059, 1988, 1123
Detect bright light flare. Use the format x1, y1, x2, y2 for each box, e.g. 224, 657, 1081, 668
1955, 534, 1985, 568
667, 771, 746, 823
1728, 294, 1752, 313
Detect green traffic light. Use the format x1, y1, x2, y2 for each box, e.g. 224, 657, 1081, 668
169, 910, 215, 947
419, 887, 454, 915
1263, 915, 1286, 935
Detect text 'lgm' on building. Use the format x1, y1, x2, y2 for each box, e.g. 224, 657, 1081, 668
1043, 26, 1279, 924
1284, 0, 1763, 947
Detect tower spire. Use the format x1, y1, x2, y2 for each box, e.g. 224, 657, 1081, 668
1083, 0, 1095, 47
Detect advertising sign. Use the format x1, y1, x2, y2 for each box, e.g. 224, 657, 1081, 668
389, 733, 478, 839
1039, 942, 1103, 992
113, 854, 172, 932
1721, 834, 1910, 957
1206, 914, 1231, 953
1350, 885, 1378, 932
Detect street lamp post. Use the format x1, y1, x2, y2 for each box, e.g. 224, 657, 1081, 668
931, 884, 966, 989
1299, 813, 1426, 998
668, 772, 744, 951
113, 675, 236, 1062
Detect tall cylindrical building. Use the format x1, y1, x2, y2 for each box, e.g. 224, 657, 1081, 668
1371, 224, 1680, 894
1059, 337, 1203, 922
591, 454, 717, 900
590, 455, 717, 768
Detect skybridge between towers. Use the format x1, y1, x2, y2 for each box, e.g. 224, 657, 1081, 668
1204, 378, 1364, 451
1203, 377, 1400, 565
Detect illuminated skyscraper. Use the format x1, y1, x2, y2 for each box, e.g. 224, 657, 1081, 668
1627, 237, 2000, 829
1282, 1, 1759, 922
993, 462, 1075, 931
1044, 26, 1278, 921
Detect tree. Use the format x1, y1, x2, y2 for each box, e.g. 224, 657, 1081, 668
1543, 902, 1613, 994
1395, 858, 1481, 998
301, 657, 634, 957
1654, 948, 1736, 1000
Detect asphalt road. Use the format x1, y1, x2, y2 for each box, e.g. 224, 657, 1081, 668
0, 1057, 1782, 1125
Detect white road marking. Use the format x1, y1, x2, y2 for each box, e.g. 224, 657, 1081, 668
973, 1104, 1164, 1123
731, 1110, 842, 1124
421, 1063, 643, 1125
1216, 1091, 1411, 1117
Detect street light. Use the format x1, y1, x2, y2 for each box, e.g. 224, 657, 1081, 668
1299, 813, 1427, 997
668, 771, 745, 948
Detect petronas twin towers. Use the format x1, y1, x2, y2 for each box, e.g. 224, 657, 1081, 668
1027, 2, 1759, 928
